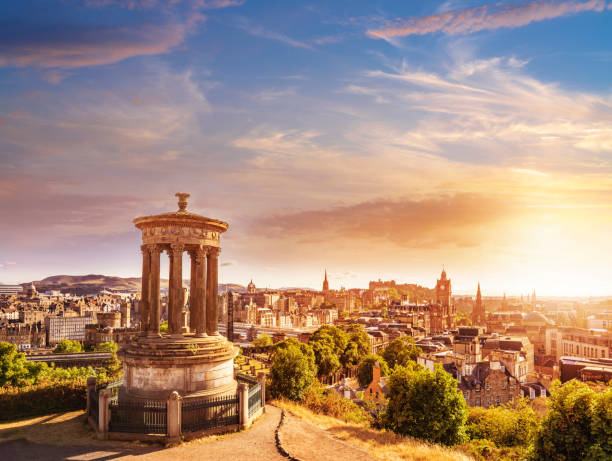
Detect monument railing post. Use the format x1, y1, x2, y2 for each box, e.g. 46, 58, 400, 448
238, 382, 249, 429
257, 372, 267, 410
98, 389, 111, 437
86, 376, 96, 416
167, 391, 182, 441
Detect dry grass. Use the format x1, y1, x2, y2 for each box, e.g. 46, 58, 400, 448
274, 400, 474, 461
0, 410, 96, 446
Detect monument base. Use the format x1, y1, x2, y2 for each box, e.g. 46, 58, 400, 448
119, 334, 238, 401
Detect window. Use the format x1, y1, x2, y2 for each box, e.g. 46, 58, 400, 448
501, 381, 507, 390
475, 397, 481, 406
496, 396, 501, 406
485, 382, 491, 391
475, 384, 481, 392
486, 397, 491, 407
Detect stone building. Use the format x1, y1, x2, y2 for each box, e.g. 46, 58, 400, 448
456, 361, 521, 408
0, 322, 46, 350
363, 361, 388, 406
45, 313, 96, 345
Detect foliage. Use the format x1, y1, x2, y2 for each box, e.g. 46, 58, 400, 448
312, 341, 341, 376
0, 378, 88, 421
342, 324, 372, 367
160, 321, 168, 333
269, 339, 316, 401
252, 333, 273, 347
357, 354, 389, 387
466, 398, 538, 447
94, 341, 118, 353
460, 438, 526, 461
302, 382, 371, 425
383, 363, 467, 446
53, 339, 83, 354
529, 379, 612, 461
382, 336, 422, 369
0, 342, 42, 387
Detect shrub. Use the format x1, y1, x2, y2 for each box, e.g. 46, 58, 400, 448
53, 340, 83, 354
0, 379, 88, 421
466, 398, 538, 447
383, 363, 467, 446
302, 382, 371, 425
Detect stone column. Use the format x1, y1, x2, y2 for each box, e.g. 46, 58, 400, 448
167, 391, 182, 440
169, 243, 184, 338
194, 247, 207, 337
140, 245, 151, 335
148, 245, 162, 336
189, 251, 197, 332
206, 247, 220, 336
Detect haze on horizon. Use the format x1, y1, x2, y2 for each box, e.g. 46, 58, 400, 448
1, 1, 611, 298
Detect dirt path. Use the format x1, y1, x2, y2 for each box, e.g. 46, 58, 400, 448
278, 410, 375, 461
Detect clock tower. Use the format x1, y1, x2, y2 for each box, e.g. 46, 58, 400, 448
435, 268, 451, 307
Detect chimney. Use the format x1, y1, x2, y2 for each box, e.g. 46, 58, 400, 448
372, 361, 381, 383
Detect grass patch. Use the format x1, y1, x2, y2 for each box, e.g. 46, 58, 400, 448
273, 399, 474, 461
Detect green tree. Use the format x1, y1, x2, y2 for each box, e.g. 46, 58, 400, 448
383, 363, 467, 446
94, 341, 118, 353
252, 333, 273, 347
587, 384, 612, 459
382, 336, 422, 369
0, 342, 42, 387
310, 325, 348, 358
312, 341, 341, 377
160, 321, 169, 333
342, 324, 371, 367
53, 339, 83, 354
269, 341, 316, 401
357, 354, 389, 387
529, 380, 611, 461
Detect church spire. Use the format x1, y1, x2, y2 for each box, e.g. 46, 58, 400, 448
322, 269, 329, 292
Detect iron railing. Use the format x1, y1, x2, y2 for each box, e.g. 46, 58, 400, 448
106, 380, 122, 403
248, 383, 262, 417
181, 394, 239, 433
109, 399, 167, 434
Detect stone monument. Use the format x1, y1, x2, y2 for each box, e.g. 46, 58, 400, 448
119, 193, 237, 401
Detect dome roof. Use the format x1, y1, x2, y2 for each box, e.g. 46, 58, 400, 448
523, 311, 554, 326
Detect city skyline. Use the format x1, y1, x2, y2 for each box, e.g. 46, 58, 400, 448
2, 1, 612, 296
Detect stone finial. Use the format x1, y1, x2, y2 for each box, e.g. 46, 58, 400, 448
175, 192, 190, 212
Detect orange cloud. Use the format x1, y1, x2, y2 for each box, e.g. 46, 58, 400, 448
367, 0, 607, 38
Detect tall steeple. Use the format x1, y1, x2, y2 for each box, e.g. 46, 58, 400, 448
472, 282, 485, 325
322, 269, 329, 292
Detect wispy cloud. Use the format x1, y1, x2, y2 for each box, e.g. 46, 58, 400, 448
367, 0, 607, 39
233, 17, 313, 49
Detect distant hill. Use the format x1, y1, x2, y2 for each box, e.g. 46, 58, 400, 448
24, 274, 245, 296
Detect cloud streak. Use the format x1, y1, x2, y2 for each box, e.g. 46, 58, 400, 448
367, 0, 607, 39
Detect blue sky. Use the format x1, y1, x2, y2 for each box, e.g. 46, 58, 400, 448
1, 0, 611, 296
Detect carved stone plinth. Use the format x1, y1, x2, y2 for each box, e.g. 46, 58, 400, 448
119, 334, 238, 401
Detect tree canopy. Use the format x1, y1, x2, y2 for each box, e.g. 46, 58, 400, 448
383, 363, 467, 446
382, 336, 422, 370
0, 342, 40, 387
269, 339, 317, 401
252, 333, 273, 348
529, 380, 612, 461
53, 339, 82, 354
357, 354, 389, 387
309, 324, 372, 375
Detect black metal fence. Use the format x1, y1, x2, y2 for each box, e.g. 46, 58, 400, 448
248, 383, 262, 417
181, 394, 239, 433
109, 399, 167, 434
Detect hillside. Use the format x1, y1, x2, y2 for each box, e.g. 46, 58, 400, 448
23, 274, 245, 296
